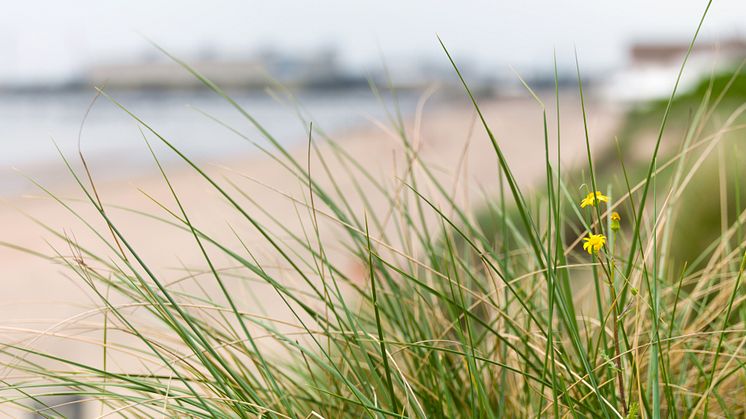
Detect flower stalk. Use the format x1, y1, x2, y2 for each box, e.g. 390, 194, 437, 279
581, 191, 627, 415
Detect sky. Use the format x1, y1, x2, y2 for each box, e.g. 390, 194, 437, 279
1, 0, 745, 84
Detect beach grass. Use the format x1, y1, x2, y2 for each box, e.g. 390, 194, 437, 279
2, 1, 746, 417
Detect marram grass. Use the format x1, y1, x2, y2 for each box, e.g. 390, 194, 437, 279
2, 2, 746, 417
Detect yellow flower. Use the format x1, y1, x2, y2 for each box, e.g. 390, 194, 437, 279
580, 191, 609, 208
610, 212, 621, 221
583, 233, 606, 254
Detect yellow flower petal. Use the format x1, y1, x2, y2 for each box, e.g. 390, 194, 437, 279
579, 191, 609, 208
582, 233, 606, 254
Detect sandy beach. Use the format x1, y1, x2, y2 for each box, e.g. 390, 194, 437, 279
0, 94, 620, 373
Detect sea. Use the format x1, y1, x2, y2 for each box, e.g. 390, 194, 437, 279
0, 88, 419, 195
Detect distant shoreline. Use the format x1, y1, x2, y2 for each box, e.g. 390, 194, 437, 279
0, 88, 428, 198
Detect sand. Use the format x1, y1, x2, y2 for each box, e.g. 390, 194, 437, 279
0, 94, 620, 384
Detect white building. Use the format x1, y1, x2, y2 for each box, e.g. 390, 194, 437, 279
604, 38, 746, 102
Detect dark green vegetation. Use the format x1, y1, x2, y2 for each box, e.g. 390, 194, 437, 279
602, 68, 746, 274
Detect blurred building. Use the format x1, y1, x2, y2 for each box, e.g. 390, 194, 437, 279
88, 48, 367, 90
604, 37, 746, 102
89, 58, 267, 89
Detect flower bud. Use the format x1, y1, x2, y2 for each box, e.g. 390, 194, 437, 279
610, 211, 621, 231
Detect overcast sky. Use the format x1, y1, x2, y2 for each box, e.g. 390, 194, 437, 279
1, 0, 745, 83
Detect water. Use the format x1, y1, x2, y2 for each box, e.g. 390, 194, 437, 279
0, 89, 418, 194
